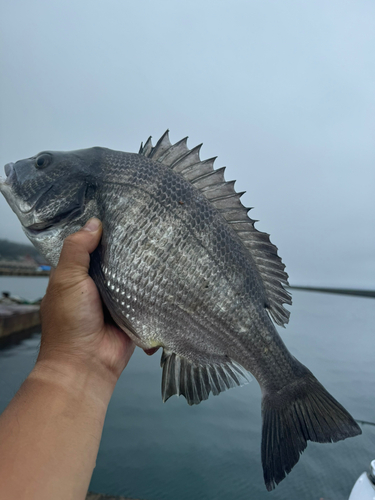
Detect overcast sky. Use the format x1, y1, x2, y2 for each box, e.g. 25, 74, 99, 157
0, 0, 374, 288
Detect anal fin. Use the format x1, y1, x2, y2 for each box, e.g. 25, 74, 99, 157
160, 350, 251, 406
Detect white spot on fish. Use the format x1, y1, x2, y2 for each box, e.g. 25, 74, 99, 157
126, 313, 130, 318
121, 301, 124, 306
107, 281, 111, 287
127, 295, 131, 299
116, 288, 119, 293
111, 285, 115, 290
121, 291, 125, 295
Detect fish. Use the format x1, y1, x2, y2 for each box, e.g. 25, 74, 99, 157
0, 130, 361, 490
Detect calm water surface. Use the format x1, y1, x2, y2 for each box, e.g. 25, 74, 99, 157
0, 278, 374, 500
0, 275, 49, 301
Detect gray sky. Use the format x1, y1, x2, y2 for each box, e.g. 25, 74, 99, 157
0, 0, 374, 288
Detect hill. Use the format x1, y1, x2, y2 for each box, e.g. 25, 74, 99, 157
0, 239, 45, 262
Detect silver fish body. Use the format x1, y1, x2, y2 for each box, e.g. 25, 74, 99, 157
0, 131, 361, 490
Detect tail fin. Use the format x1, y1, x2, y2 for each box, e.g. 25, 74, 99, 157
261, 368, 361, 491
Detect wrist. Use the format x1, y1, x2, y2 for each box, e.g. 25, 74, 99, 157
31, 355, 118, 410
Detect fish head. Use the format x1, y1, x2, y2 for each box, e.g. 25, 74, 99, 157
0, 148, 103, 266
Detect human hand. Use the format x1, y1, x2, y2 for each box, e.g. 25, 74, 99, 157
37, 218, 135, 383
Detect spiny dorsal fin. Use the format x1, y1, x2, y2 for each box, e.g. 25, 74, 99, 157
158, 137, 189, 166
160, 349, 251, 405
149, 130, 172, 160
139, 131, 292, 325
171, 144, 203, 172
138, 136, 153, 156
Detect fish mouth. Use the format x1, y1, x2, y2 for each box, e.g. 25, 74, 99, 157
0, 164, 13, 191
24, 206, 85, 237
1, 162, 43, 214
1, 160, 89, 238
4, 162, 14, 178
1, 162, 16, 191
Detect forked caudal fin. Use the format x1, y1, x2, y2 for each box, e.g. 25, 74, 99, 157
261, 367, 362, 491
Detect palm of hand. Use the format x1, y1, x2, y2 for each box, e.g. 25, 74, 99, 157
39, 226, 134, 378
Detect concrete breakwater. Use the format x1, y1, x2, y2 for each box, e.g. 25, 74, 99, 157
0, 304, 41, 347
288, 285, 375, 298
0, 266, 50, 277
87, 493, 142, 500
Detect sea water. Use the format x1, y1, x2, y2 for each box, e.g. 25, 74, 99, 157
0, 275, 49, 302
0, 280, 373, 500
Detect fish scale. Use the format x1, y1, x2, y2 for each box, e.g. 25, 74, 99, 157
100, 177, 256, 346
0, 130, 361, 491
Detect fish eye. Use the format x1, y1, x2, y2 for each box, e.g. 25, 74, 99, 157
35, 154, 51, 169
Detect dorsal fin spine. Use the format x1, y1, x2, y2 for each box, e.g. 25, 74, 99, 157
209, 192, 245, 203
169, 144, 203, 172
139, 136, 153, 155
190, 166, 226, 184
148, 130, 171, 160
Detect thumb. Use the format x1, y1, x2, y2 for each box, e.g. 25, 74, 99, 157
56, 218, 103, 275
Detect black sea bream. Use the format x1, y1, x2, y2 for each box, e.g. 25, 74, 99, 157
0, 131, 361, 490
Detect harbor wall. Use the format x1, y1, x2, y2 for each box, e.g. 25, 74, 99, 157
0, 304, 41, 347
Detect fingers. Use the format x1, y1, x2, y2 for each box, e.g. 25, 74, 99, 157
56, 218, 102, 275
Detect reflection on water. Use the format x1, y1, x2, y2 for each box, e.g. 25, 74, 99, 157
0, 283, 374, 500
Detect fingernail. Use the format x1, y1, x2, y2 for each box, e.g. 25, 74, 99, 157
82, 218, 101, 232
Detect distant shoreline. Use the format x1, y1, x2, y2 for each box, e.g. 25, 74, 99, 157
288, 286, 375, 298
1, 272, 374, 298
0, 268, 50, 277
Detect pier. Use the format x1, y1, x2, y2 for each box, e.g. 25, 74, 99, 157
0, 303, 41, 347
86, 494, 141, 500
0, 266, 50, 277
